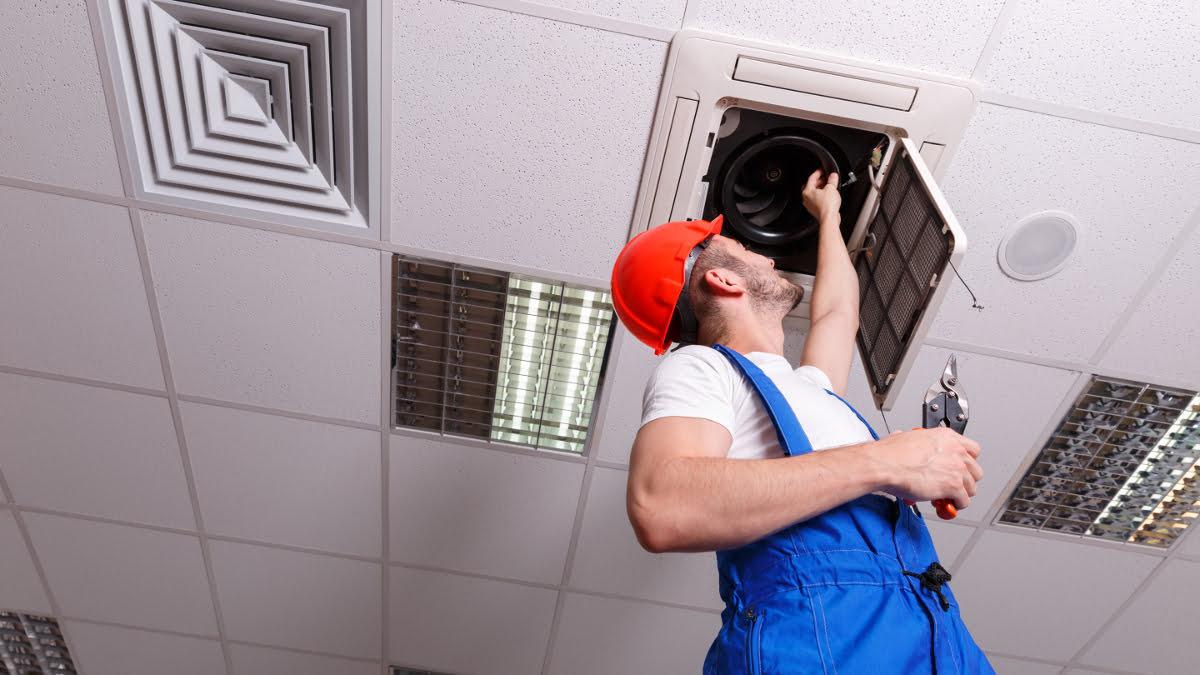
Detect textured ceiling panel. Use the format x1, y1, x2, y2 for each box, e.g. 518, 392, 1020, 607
0, 374, 194, 530
229, 643, 380, 675
1080, 558, 1200, 674
209, 540, 381, 658
953, 530, 1159, 661
932, 104, 1200, 362
590, 327, 665, 465
1098, 220, 1200, 385
181, 402, 382, 557
691, 0, 1007, 76
97, 0, 379, 236
532, 0, 687, 29
0, 187, 164, 389
0, 512, 50, 616
140, 211, 381, 423
0, 2, 123, 194
64, 621, 227, 675
546, 593, 717, 675
391, 0, 666, 280
389, 566, 558, 675
388, 435, 583, 585
984, 1, 1200, 130
568, 466, 721, 609
24, 515, 218, 636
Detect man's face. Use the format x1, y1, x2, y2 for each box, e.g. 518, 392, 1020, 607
710, 236, 804, 311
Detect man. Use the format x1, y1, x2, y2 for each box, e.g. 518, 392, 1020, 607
609, 169, 994, 673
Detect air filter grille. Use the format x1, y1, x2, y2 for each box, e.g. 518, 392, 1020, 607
0, 612, 76, 675
1000, 376, 1200, 548
856, 153, 952, 398
99, 0, 378, 234
393, 255, 615, 454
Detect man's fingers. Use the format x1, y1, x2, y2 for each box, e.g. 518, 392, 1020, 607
805, 168, 823, 191
825, 172, 839, 189
966, 456, 984, 482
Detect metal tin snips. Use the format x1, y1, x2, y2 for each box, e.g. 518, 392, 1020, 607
923, 355, 969, 520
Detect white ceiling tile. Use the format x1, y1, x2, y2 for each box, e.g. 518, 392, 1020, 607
389, 434, 583, 584
1097, 220, 1200, 385
0, 374, 194, 529
229, 643, 380, 675
1079, 558, 1200, 674
140, 212, 381, 423
64, 621, 226, 675
865, 343, 1080, 517
0, 187, 162, 388
182, 402, 381, 558
952, 529, 1159, 661
691, 0, 1006, 76
0, 510, 50, 614
533, 0, 685, 29
0, 4, 123, 193
24, 514, 217, 635
391, 0, 667, 281
984, 2, 1200, 130
925, 520, 977, 569
592, 326, 665, 465
546, 592, 718, 675
389, 566, 557, 675
933, 104, 1200, 362
209, 540, 381, 659
568, 466, 721, 609
987, 655, 1065, 675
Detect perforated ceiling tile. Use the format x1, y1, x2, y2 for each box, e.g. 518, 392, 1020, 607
389, 567, 558, 675
932, 104, 1200, 362
0, 2, 123, 193
531, 0, 686, 28
984, 1, 1200, 131
391, 0, 666, 279
691, 0, 1007, 76
1079, 558, 1200, 674
546, 593, 717, 675
64, 621, 227, 675
96, 0, 380, 237
568, 466, 721, 610
231, 643, 380, 675
1099, 223, 1200, 385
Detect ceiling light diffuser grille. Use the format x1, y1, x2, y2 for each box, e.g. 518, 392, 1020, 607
999, 376, 1200, 548
98, 0, 379, 235
0, 612, 76, 675
392, 255, 615, 454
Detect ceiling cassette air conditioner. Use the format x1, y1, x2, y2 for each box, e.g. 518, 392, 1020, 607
630, 29, 979, 410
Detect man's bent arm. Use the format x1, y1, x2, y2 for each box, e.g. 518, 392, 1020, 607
798, 171, 859, 395
628, 416, 982, 553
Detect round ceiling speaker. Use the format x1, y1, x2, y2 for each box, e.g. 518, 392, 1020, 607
716, 133, 840, 247
997, 210, 1081, 281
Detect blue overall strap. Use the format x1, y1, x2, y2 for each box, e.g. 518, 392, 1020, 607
824, 390, 880, 441
712, 344, 814, 457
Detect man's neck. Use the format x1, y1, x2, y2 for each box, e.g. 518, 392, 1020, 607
704, 310, 788, 356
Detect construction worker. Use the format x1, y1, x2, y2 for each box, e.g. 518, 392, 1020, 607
610, 169, 994, 673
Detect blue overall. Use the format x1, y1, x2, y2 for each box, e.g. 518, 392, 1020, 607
703, 345, 993, 674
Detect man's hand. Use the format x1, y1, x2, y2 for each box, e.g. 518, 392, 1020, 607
802, 169, 841, 223
871, 427, 983, 511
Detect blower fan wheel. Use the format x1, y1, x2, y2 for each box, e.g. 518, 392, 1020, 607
716, 133, 841, 247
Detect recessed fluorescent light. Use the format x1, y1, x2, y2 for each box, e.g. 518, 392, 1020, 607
999, 376, 1200, 549
392, 255, 614, 454
0, 611, 76, 675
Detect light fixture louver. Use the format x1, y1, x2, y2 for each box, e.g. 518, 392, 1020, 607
392, 255, 615, 454
0, 612, 76, 675
97, 0, 379, 235
1000, 376, 1200, 548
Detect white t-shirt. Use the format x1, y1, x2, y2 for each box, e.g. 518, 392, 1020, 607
641, 345, 876, 459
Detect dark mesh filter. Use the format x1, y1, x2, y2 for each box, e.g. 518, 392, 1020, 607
393, 256, 508, 437
855, 150, 953, 399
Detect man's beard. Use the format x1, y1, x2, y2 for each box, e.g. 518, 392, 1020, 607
747, 271, 804, 315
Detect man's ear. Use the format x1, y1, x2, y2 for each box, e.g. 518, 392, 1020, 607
702, 267, 744, 298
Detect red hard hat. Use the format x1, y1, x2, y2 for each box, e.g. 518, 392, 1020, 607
610, 216, 723, 355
